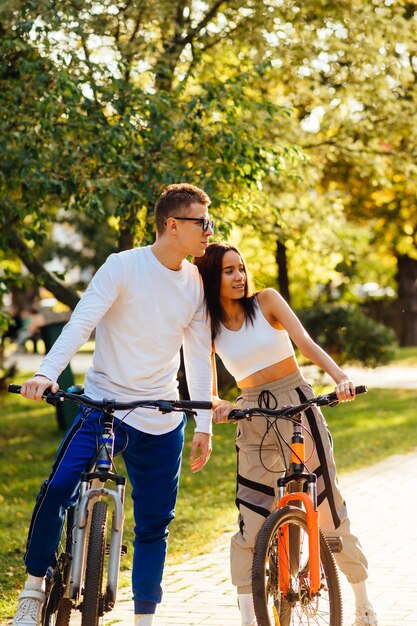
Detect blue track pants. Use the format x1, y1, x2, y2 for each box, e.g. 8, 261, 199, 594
24, 408, 185, 607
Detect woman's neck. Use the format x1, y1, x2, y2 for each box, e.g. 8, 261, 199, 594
220, 299, 245, 327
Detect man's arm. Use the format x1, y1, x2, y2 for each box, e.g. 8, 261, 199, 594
183, 291, 213, 472
190, 432, 212, 473
211, 347, 236, 423
20, 254, 125, 400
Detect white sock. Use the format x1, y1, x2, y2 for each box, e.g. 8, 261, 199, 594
238, 593, 257, 625
24, 575, 45, 592
351, 580, 372, 609
134, 615, 154, 626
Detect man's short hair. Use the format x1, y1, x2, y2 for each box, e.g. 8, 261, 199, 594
155, 183, 211, 235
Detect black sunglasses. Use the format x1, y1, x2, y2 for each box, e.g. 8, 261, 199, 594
171, 216, 214, 233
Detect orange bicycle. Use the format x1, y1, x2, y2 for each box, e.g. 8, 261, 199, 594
228, 385, 368, 626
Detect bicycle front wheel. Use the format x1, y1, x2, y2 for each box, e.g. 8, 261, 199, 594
252, 506, 342, 626
42, 507, 74, 626
81, 501, 108, 626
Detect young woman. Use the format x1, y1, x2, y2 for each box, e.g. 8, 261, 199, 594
194, 242, 377, 626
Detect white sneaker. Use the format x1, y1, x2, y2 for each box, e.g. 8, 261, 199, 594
12, 589, 45, 626
134, 615, 154, 626
237, 593, 257, 626
355, 606, 378, 626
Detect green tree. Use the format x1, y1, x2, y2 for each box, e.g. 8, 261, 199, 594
2, 0, 417, 347
0, 1, 295, 309
243, 0, 417, 343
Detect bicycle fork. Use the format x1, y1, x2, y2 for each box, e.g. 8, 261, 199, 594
276, 414, 321, 596
70, 478, 126, 604
67, 414, 126, 610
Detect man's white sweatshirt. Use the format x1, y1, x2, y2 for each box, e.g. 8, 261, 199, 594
37, 246, 212, 434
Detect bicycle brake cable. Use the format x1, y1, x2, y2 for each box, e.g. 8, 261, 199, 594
258, 414, 316, 475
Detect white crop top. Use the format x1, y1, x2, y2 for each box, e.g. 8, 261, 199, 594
214, 302, 295, 382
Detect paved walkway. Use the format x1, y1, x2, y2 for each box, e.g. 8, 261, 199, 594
78, 449, 416, 626
4, 450, 417, 625
4, 350, 417, 625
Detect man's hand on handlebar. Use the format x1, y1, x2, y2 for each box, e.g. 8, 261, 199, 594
20, 375, 59, 401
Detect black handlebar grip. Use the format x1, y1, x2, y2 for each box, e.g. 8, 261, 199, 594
325, 385, 368, 404
355, 385, 368, 395
8, 384, 22, 394
227, 409, 246, 420
325, 385, 368, 402
175, 400, 213, 410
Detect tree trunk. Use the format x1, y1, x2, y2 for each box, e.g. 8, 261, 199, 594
275, 239, 291, 305
6, 230, 80, 310
117, 228, 135, 252
396, 254, 417, 346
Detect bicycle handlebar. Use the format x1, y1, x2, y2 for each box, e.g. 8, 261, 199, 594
7, 384, 212, 414
227, 385, 368, 421
8, 384, 24, 394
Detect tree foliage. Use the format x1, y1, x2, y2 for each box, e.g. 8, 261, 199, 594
0, 0, 296, 308
1, 0, 417, 345
266, 0, 417, 294
225, 0, 417, 343
298, 302, 398, 368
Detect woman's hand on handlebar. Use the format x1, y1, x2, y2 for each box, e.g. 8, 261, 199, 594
212, 398, 236, 424
334, 377, 356, 403
20, 375, 59, 401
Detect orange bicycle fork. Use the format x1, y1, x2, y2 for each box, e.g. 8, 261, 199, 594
276, 414, 321, 596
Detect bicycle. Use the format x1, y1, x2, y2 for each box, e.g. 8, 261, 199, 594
8, 383, 212, 626
228, 384, 368, 626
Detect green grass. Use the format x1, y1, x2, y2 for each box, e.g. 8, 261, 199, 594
391, 346, 417, 367
1, 355, 417, 619
323, 388, 417, 472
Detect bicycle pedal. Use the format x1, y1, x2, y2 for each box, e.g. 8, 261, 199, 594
326, 536, 343, 553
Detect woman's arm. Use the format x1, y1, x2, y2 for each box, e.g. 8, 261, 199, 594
258, 289, 355, 401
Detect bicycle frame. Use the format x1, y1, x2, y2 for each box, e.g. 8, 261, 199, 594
69, 410, 126, 609
276, 413, 321, 597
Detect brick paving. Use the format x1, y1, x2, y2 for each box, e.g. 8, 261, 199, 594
76, 448, 417, 626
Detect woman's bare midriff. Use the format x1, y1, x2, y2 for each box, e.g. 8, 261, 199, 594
237, 355, 299, 389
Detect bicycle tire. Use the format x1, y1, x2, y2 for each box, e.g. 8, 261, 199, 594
252, 506, 342, 626
81, 500, 108, 626
43, 578, 72, 626
42, 508, 74, 626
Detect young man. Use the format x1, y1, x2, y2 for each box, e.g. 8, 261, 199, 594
12, 183, 214, 626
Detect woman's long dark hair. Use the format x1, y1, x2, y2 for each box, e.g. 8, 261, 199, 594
194, 242, 257, 340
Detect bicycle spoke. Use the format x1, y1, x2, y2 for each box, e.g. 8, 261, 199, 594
253, 507, 341, 626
